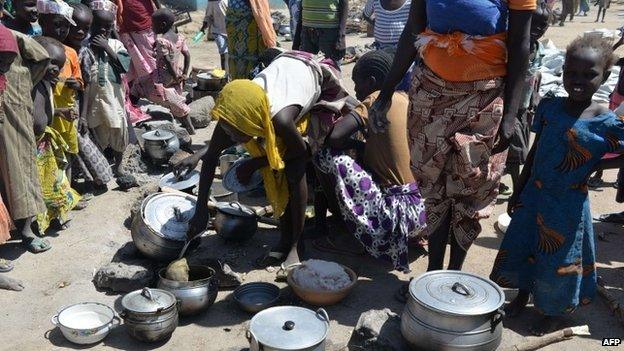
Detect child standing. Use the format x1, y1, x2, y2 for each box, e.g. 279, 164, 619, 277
32, 35, 81, 233
199, 0, 228, 72
81, 7, 130, 174
490, 36, 624, 336
130, 8, 194, 135
296, 0, 347, 64
2, 0, 41, 36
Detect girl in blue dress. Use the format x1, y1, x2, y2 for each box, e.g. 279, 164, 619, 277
490, 36, 624, 336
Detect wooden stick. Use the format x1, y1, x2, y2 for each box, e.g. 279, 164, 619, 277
501, 326, 589, 351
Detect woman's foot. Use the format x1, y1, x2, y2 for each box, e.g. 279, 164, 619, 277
499, 183, 513, 196
530, 316, 563, 336
505, 290, 530, 317
0, 275, 24, 291
22, 236, 51, 253
0, 259, 14, 273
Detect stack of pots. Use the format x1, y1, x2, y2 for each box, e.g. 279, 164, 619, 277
120, 288, 179, 343
193, 70, 227, 100
401, 271, 505, 351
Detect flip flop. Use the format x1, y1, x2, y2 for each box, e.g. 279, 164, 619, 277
312, 236, 366, 257
255, 251, 286, 269
0, 259, 14, 273
276, 262, 302, 281
588, 178, 607, 188
595, 212, 624, 224
23, 237, 51, 253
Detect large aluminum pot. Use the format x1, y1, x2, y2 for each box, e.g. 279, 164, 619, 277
157, 265, 219, 316
400, 271, 505, 351
142, 129, 180, 164
120, 288, 179, 343
131, 193, 196, 261
247, 306, 330, 351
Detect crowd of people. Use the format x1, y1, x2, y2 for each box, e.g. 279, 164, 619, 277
0, 0, 623, 340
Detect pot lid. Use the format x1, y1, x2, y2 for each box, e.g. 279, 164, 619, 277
121, 288, 176, 313
216, 202, 256, 218
143, 193, 196, 241
159, 170, 200, 191
222, 158, 263, 193
409, 271, 504, 316
250, 307, 329, 350
142, 129, 175, 141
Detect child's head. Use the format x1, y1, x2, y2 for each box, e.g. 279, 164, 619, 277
563, 36, 615, 102
531, 0, 550, 42
13, 0, 39, 24
0, 24, 18, 75
352, 50, 394, 101
91, 9, 114, 38
67, 3, 92, 48
34, 36, 66, 84
38, 0, 77, 42
151, 8, 176, 34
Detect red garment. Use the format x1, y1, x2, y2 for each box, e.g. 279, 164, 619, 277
119, 0, 155, 34
0, 24, 18, 91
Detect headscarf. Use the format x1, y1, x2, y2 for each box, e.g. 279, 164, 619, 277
37, 0, 76, 25
0, 24, 18, 91
89, 0, 118, 15
211, 80, 308, 218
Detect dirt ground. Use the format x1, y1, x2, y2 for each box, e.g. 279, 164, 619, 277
2, 5, 624, 351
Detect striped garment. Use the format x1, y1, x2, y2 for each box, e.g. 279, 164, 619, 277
302, 0, 340, 28
363, 0, 411, 48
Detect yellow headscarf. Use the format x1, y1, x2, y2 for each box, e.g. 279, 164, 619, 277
211, 80, 308, 218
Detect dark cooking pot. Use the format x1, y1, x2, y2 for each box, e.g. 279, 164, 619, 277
214, 202, 258, 242
196, 72, 227, 91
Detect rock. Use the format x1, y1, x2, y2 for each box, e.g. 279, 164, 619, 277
349, 309, 409, 351
168, 150, 192, 167
187, 257, 243, 288
93, 260, 157, 293
154, 122, 193, 151
118, 143, 150, 185
188, 95, 214, 129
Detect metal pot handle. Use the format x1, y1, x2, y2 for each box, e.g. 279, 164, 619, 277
246, 329, 262, 351
490, 308, 505, 332
141, 287, 155, 301
109, 316, 122, 329
451, 282, 472, 297
50, 314, 59, 326
316, 308, 330, 323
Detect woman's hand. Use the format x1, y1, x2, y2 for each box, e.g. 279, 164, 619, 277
492, 115, 515, 154
368, 95, 392, 133
64, 77, 81, 91
173, 153, 201, 177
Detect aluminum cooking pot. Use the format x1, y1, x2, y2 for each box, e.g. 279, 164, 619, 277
157, 265, 219, 316
213, 202, 276, 241
120, 288, 179, 343
142, 129, 180, 163
401, 271, 505, 351
247, 306, 330, 351
196, 72, 227, 91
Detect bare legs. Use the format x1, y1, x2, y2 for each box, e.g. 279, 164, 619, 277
181, 115, 196, 135
595, 6, 607, 22
426, 212, 468, 271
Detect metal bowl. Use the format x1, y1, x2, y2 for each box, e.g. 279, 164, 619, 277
287, 265, 358, 306
233, 282, 280, 314
51, 302, 120, 345
157, 265, 219, 316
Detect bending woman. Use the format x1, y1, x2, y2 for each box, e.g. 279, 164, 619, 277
369, 0, 535, 272
175, 51, 353, 268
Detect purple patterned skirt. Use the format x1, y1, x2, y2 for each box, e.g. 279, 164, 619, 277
317, 148, 427, 272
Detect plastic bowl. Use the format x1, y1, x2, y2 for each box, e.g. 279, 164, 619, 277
233, 282, 280, 314
287, 264, 358, 306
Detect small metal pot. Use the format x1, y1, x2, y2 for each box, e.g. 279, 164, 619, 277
400, 271, 505, 351
214, 202, 258, 242
120, 288, 179, 343
247, 306, 330, 351
142, 129, 180, 164
196, 72, 227, 91
157, 265, 219, 316
51, 302, 120, 345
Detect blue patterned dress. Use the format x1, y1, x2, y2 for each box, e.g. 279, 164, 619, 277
490, 97, 624, 316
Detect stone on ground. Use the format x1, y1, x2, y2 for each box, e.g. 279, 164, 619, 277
349, 308, 409, 351
93, 260, 156, 293
188, 95, 215, 128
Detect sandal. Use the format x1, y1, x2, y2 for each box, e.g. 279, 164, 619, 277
275, 262, 302, 281
23, 237, 51, 253
255, 251, 286, 268
312, 236, 366, 257
588, 177, 606, 188
595, 212, 624, 224
0, 259, 14, 273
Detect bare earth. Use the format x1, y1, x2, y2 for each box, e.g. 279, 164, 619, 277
2, 5, 624, 351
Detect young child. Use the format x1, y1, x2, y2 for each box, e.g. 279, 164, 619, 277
595, 0, 610, 23
32, 35, 81, 233
490, 36, 624, 336
296, 0, 347, 64
81, 7, 130, 175
38, 0, 83, 182
130, 8, 194, 135
65, 2, 92, 51
199, 0, 228, 72
503, 1, 550, 195
1, 0, 41, 36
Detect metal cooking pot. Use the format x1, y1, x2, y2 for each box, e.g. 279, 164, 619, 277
214, 202, 258, 242
247, 306, 330, 351
120, 288, 179, 343
196, 72, 227, 91
400, 271, 505, 351
142, 129, 180, 164
131, 193, 196, 261
157, 265, 219, 316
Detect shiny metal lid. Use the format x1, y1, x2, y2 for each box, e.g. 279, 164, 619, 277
159, 170, 200, 191
142, 193, 196, 241
409, 270, 504, 316
142, 129, 175, 141
121, 288, 176, 313
249, 307, 329, 350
